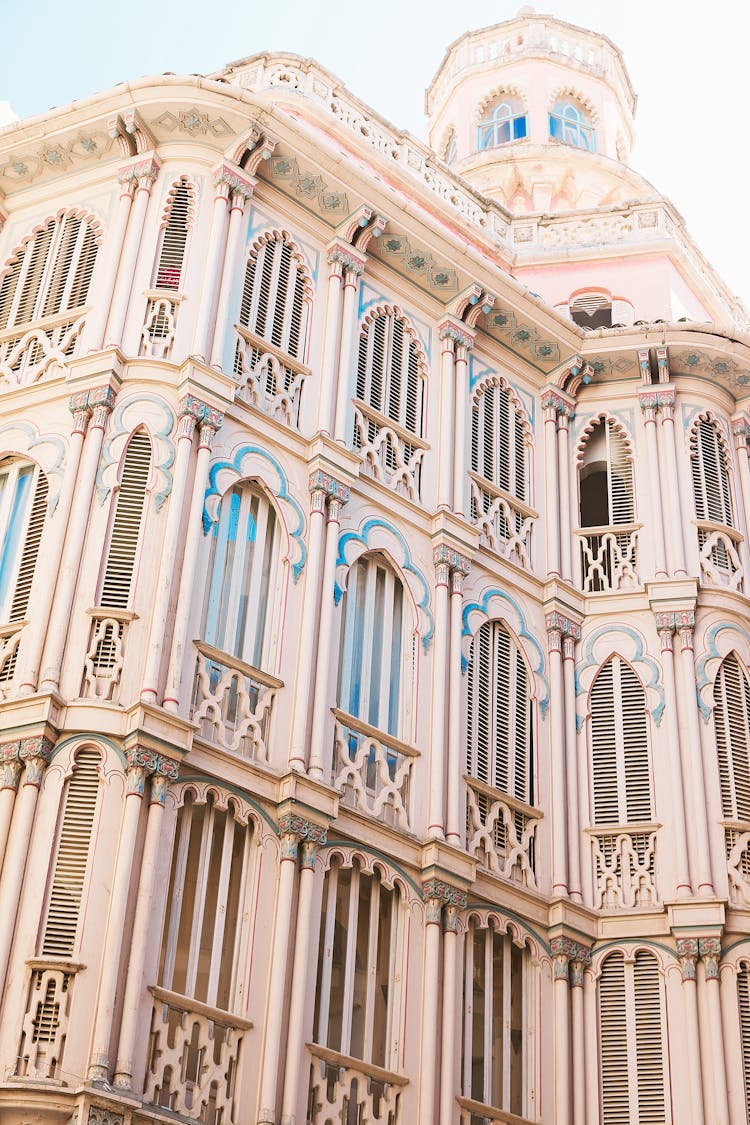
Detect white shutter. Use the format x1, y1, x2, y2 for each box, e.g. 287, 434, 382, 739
238, 234, 308, 362
714, 654, 750, 820
9, 468, 48, 622
633, 951, 666, 1123
607, 422, 634, 525
693, 418, 734, 526
600, 953, 629, 1124
591, 657, 651, 825
0, 258, 22, 329
154, 180, 191, 290
99, 431, 151, 609
13, 224, 54, 325
470, 381, 528, 501
357, 312, 423, 437
42, 749, 101, 957
738, 965, 750, 1121
0, 215, 97, 330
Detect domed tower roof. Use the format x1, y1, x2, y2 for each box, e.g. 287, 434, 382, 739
426, 8, 654, 213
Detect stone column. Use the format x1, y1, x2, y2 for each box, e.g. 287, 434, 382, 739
541, 391, 562, 578
436, 324, 457, 510
676, 617, 714, 894
280, 827, 328, 1125
452, 333, 474, 520
308, 488, 349, 780
333, 253, 366, 444
429, 550, 450, 840
446, 556, 471, 845
556, 413, 573, 582
676, 939, 705, 1125
653, 614, 692, 896
731, 416, 750, 578
40, 388, 116, 692
105, 156, 160, 349
17, 396, 90, 693
0, 736, 54, 1000
209, 168, 257, 369
569, 945, 591, 1125
317, 245, 353, 435
0, 745, 22, 876
657, 391, 687, 576
550, 938, 572, 1125
560, 618, 582, 902
420, 880, 454, 1124
191, 164, 233, 361
163, 412, 223, 711
258, 816, 324, 1125
639, 389, 668, 578
439, 896, 467, 1125
583, 966, 599, 1125
697, 937, 729, 1125
83, 164, 137, 351
546, 621, 568, 897
113, 754, 180, 1089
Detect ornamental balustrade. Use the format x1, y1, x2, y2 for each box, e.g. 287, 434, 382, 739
14, 962, 79, 1080
144, 987, 250, 1125
469, 473, 535, 567
191, 641, 282, 760
332, 709, 417, 831
724, 823, 750, 905
465, 776, 540, 889
141, 292, 181, 359
587, 825, 659, 910
696, 521, 744, 591
352, 400, 428, 503
457, 1095, 537, 1125
0, 623, 23, 698
0, 310, 86, 388
576, 524, 639, 592
307, 1044, 406, 1125
233, 324, 310, 429
82, 611, 131, 702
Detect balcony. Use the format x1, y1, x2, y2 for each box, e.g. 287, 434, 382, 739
233, 324, 310, 428
144, 986, 251, 1124
457, 1095, 537, 1125
191, 641, 282, 760
140, 290, 182, 360
697, 521, 744, 592
352, 399, 428, 503
0, 310, 86, 389
15, 960, 81, 1081
465, 776, 541, 890
587, 825, 659, 909
0, 622, 23, 700
576, 524, 640, 592
469, 473, 535, 568
724, 823, 750, 906
332, 710, 418, 831
307, 1044, 406, 1125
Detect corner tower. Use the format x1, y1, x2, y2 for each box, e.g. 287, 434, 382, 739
426, 7, 653, 213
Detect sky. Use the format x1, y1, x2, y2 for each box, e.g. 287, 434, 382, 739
4, 0, 750, 310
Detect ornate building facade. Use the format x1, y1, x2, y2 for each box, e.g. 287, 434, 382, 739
0, 9, 748, 1125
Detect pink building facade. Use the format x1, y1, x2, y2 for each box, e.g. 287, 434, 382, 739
0, 10, 748, 1125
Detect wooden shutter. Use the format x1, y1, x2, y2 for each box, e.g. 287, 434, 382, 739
42, 749, 101, 957
9, 468, 48, 622
738, 965, 750, 1121
633, 951, 666, 1123
0, 258, 22, 329
467, 621, 531, 803
99, 431, 151, 609
357, 312, 423, 437
600, 953, 630, 1124
13, 223, 54, 326
471, 381, 528, 501
238, 235, 308, 361
154, 180, 191, 290
0, 216, 97, 330
692, 418, 734, 526
591, 657, 651, 825
714, 654, 750, 820
607, 422, 634, 525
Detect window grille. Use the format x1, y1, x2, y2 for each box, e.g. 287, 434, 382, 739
471, 381, 527, 500
238, 233, 308, 361
713, 654, 750, 821
355, 311, 424, 438
599, 951, 669, 1123
691, 417, 734, 526
41, 748, 102, 958
99, 431, 152, 610
549, 100, 597, 151
153, 179, 192, 291
0, 458, 49, 625
590, 657, 652, 825
0, 214, 97, 331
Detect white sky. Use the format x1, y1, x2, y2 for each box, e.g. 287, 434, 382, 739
5, 0, 750, 309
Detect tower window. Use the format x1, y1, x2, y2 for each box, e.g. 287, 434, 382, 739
477, 98, 527, 150
570, 293, 612, 329
549, 99, 597, 151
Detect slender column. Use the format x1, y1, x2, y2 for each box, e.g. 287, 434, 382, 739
258, 816, 318, 1124
546, 623, 568, 896
289, 475, 348, 769
697, 937, 729, 1125
84, 165, 137, 352
560, 621, 582, 902
429, 551, 451, 839
639, 393, 667, 577
556, 413, 572, 582
583, 968, 599, 1125
209, 170, 257, 368
141, 398, 211, 702
17, 399, 89, 693
654, 615, 692, 896
550, 938, 572, 1125
541, 392, 562, 578
719, 963, 747, 1125
436, 327, 457, 510
333, 256, 366, 443
731, 417, 750, 578
569, 946, 591, 1125
280, 828, 328, 1125
105, 156, 160, 348
191, 166, 233, 360
676, 940, 705, 1125
308, 491, 348, 780
676, 619, 714, 894
439, 901, 465, 1125
0, 736, 53, 1002
163, 416, 222, 711
0, 747, 22, 877
446, 559, 470, 844
452, 338, 473, 519
420, 881, 446, 1124
316, 246, 351, 434
113, 755, 180, 1088
40, 389, 116, 692
658, 394, 687, 575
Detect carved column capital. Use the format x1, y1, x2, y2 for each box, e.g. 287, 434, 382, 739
309, 470, 350, 512
676, 937, 699, 980
19, 734, 55, 787
545, 612, 580, 657
433, 544, 471, 592
422, 878, 467, 925
327, 240, 366, 279
69, 385, 117, 433
125, 746, 179, 799
438, 319, 475, 354
698, 936, 721, 980
177, 395, 224, 443
278, 814, 327, 863
550, 937, 591, 985
540, 388, 575, 420
0, 740, 22, 791
654, 610, 695, 651
638, 386, 676, 417
732, 415, 750, 451
213, 161, 257, 205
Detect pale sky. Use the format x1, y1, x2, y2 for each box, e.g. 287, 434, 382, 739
5, 0, 750, 310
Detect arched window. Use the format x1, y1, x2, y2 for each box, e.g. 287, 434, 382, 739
237, 232, 308, 361
462, 921, 529, 1117
470, 380, 531, 562
599, 951, 669, 1123
691, 417, 740, 587
579, 419, 637, 592
443, 130, 458, 164
0, 213, 98, 332
200, 482, 281, 671
549, 99, 596, 151
570, 292, 612, 329
99, 430, 152, 610
590, 656, 651, 826
355, 310, 423, 438
477, 97, 527, 149
153, 179, 193, 291
713, 654, 750, 821
0, 456, 48, 626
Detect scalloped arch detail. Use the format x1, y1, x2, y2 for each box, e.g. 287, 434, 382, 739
246, 227, 314, 302
461, 587, 549, 715
470, 370, 533, 447
0, 208, 104, 277
548, 85, 600, 126
157, 174, 199, 230
474, 83, 528, 124
576, 624, 665, 728
575, 410, 635, 467
319, 842, 421, 900
358, 303, 429, 380
694, 620, 750, 721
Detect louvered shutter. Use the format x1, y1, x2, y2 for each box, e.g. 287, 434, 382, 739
238, 235, 308, 361
9, 469, 48, 622
99, 431, 151, 609
0, 259, 22, 329
692, 419, 734, 526
633, 952, 666, 1123
714, 654, 750, 820
591, 657, 651, 825
738, 965, 750, 1121
357, 312, 423, 437
42, 749, 101, 957
13, 224, 54, 325
155, 181, 191, 290
0, 215, 97, 330
607, 423, 634, 525
600, 953, 629, 1123
470, 382, 528, 501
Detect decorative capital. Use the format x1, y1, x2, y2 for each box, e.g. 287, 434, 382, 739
676, 937, 699, 980
422, 878, 467, 910
309, 470, 350, 507
540, 388, 574, 418
638, 386, 676, 413
443, 904, 461, 934
732, 416, 750, 448
19, 735, 54, 786
69, 385, 117, 430
433, 544, 472, 577
698, 936, 721, 980
177, 395, 224, 442
213, 161, 257, 202
653, 609, 695, 635
121, 155, 160, 187
327, 242, 366, 277
545, 612, 581, 641
0, 751, 22, 791
438, 320, 474, 352
277, 813, 328, 848
550, 936, 591, 976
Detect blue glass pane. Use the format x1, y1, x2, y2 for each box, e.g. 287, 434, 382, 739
514, 116, 527, 139
549, 114, 562, 140
0, 470, 31, 613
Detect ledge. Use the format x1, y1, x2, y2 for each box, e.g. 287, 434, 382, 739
149, 985, 254, 1030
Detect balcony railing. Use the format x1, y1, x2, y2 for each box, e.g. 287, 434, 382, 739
141, 290, 182, 359
352, 399, 428, 503
81, 610, 134, 702
15, 960, 80, 1080
725, 823, 750, 906
697, 521, 744, 592
191, 641, 282, 760
307, 1044, 406, 1125
332, 709, 418, 831
144, 986, 251, 1124
588, 825, 659, 909
465, 776, 541, 890
0, 310, 86, 389
233, 324, 310, 428
469, 474, 535, 567
0, 623, 23, 700
457, 1095, 537, 1125
576, 524, 640, 592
